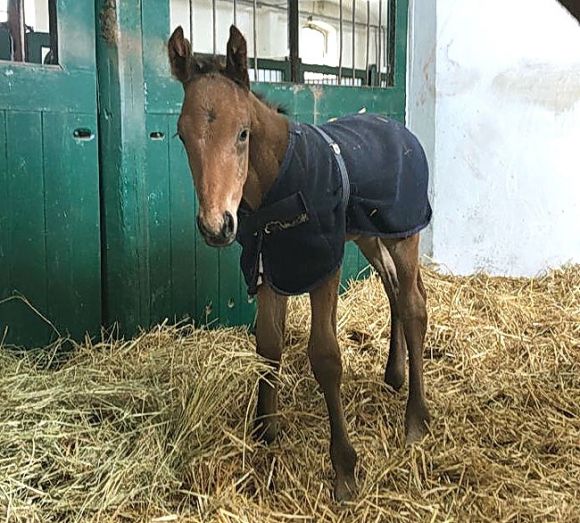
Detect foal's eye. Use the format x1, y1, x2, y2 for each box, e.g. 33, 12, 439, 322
238, 129, 249, 143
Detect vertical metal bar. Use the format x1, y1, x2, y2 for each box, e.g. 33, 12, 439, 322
212, 0, 217, 55
377, 0, 382, 86
7, 0, 25, 62
352, 0, 356, 81
233, 0, 238, 26
365, 0, 370, 85
288, 0, 300, 83
48, 0, 58, 64
188, 0, 194, 46
387, 0, 396, 86
253, 0, 258, 80
338, 0, 343, 85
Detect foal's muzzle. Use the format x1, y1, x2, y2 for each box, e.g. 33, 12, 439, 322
197, 211, 236, 247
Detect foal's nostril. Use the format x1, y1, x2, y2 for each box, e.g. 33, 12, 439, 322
196, 215, 209, 236
223, 211, 235, 237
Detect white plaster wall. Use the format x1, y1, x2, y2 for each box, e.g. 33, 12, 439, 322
411, 0, 580, 276
406, 0, 436, 258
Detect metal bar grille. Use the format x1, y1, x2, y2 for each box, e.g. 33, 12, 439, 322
338, 0, 343, 85
177, 0, 396, 88
386, 0, 396, 86
377, 0, 382, 86
252, 0, 257, 80
352, 0, 356, 82
365, 0, 370, 80
188, 0, 194, 48
212, 0, 217, 55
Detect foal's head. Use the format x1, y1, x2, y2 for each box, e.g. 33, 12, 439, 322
168, 25, 252, 247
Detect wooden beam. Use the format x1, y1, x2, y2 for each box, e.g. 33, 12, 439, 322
95, 0, 151, 334
8, 0, 25, 61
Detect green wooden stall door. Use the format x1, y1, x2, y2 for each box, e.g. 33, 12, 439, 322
0, 1, 101, 347
0, 1, 409, 345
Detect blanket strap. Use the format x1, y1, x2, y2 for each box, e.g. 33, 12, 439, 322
311, 126, 351, 209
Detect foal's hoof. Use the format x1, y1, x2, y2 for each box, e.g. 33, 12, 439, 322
405, 409, 431, 445
384, 365, 405, 392
334, 474, 357, 503
254, 418, 278, 445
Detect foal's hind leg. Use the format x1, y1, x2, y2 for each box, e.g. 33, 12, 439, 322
309, 270, 357, 501
356, 237, 406, 391
384, 234, 431, 444
254, 284, 288, 443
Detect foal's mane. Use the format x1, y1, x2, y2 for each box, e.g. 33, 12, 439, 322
190, 55, 288, 115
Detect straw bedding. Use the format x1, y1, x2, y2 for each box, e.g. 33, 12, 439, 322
1, 265, 579, 522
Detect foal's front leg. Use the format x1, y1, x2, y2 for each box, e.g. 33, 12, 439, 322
254, 284, 288, 443
308, 270, 357, 501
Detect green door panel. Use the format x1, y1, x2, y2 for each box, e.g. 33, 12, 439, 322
0, 112, 7, 313
146, 114, 173, 325
167, 115, 198, 324
0, 1, 100, 347
0, 111, 52, 346
0, 65, 97, 114
43, 112, 101, 341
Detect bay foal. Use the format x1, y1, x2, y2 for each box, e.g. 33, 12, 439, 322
168, 25, 431, 501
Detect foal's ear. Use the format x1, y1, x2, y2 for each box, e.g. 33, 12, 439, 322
168, 26, 195, 84
225, 25, 250, 88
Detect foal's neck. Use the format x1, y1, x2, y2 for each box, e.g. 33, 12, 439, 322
243, 93, 289, 210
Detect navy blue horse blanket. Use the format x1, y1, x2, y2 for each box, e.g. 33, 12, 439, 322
237, 113, 432, 296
